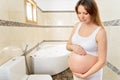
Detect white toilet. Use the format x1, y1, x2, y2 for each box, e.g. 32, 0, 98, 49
0, 56, 52, 80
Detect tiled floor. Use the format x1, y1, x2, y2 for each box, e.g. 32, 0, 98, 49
52, 68, 73, 80
52, 66, 120, 80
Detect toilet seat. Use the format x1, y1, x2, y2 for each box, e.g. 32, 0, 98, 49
22, 75, 52, 80
28, 75, 52, 80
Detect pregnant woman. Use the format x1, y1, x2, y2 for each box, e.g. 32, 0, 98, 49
66, 0, 107, 80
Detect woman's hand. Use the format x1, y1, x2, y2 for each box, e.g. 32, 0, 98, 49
71, 44, 86, 55
73, 72, 87, 79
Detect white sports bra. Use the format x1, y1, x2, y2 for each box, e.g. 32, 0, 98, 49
72, 23, 101, 56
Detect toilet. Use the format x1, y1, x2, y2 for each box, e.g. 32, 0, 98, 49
0, 56, 52, 80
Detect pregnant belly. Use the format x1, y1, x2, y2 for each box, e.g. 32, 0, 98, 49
68, 52, 98, 74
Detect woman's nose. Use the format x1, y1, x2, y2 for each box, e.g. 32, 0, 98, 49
80, 14, 84, 19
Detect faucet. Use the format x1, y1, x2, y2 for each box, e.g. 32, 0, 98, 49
36, 43, 40, 51
23, 44, 31, 74
23, 44, 28, 56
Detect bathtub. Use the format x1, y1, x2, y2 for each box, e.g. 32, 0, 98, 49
30, 44, 71, 75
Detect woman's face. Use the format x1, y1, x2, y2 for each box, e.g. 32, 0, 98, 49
77, 5, 92, 24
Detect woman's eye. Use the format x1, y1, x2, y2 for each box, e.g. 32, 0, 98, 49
78, 12, 81, 14
84, 13, 88, 15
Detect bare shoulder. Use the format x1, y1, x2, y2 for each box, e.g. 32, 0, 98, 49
74, 22, 79, 27
73, 22, 79, 30
68, 22, 80, 40
99, 27, 106, 35
96, 27, 107, 41
67, 22, 80, 43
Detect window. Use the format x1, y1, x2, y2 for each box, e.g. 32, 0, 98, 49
25, 0, 37, 23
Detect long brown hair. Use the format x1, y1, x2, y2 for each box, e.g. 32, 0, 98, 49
75, 0, 104, 28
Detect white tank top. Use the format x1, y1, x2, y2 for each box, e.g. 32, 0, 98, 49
72, 23, 101, 56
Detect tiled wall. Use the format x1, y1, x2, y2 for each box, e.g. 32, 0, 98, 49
42, 12, 78, 26
0, 0, 25, 22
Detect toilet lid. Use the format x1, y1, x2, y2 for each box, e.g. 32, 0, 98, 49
28, 75, 52, 80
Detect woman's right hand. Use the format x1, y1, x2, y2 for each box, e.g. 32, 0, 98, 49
71, 44, 86, 55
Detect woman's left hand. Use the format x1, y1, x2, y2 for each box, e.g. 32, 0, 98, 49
73, 72, 87, 79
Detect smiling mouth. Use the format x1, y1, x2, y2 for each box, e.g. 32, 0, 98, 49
80, 19, 86, 22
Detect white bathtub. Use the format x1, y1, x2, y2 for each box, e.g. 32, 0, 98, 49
30, 44, 71, 75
